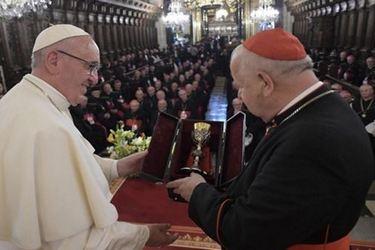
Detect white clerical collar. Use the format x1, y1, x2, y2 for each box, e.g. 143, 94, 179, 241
278, 81, 324, 115
24, 74, 71, 112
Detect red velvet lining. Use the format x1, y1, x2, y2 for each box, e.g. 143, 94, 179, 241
221, 112, 245, 185
142, 112, 245, 186
142, 113, 178, 180
169, 120, 224, 184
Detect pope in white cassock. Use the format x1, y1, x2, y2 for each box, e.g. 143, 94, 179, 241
0, 24, 177, 250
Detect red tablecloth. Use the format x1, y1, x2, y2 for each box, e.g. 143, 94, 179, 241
111, 178, 220, 249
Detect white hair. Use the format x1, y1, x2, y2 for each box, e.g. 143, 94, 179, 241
31, 49, 46, 69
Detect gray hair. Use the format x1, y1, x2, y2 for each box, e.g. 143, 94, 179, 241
31, 49, 46, 69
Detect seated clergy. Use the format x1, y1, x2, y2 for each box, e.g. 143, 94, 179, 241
174, 89, 196, 119
352, 84, 375, 125
70, 96, 108, 153
124, 99, 145, 132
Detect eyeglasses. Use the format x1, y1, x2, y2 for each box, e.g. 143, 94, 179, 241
56, 50, 101, 75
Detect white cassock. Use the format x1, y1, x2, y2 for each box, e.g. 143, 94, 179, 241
0, 74, 149, 250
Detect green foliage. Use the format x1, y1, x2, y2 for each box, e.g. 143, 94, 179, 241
107, 124, 151, 159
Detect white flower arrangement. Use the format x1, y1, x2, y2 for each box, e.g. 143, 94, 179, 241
107, 123, 151, 159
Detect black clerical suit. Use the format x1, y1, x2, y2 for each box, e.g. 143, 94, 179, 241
188, 86, 374, 250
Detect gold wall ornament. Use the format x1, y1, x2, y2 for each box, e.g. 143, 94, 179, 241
185, 0, 242, 38
192, 8, 202, 42
184, 0, 239, 12
215, 6, 228, 20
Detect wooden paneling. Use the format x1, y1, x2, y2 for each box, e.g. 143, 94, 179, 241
288, 0, 374, 52
104, 14, 113, 54
333, 14, 341, 47
118, 16, 125, 51
97, 14, 105, 52
338, 12, 349, 48
354, 8, 367, 49
320, 16, 335, 48
0, 0, 159, 88
128, 20, 135, 49
123, 23, 130, 49
364, 5, 375, 50
346, 10, 358, 48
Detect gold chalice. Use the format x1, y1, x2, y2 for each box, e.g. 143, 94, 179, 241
179, 122, 211, 176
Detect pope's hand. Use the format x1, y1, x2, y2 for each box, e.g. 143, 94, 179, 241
166, 173, 206, 202
117, 150, 148, 177
146, 224, 178, 247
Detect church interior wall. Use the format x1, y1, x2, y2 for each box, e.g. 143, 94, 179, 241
287, 0, 375, 58
1, 0, 374, 89
0, 0, 161, 90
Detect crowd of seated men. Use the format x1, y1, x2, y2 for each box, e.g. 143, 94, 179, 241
310, 49, 375, 131
311, 49, 375, 87
312, 49, 375, 135
323, 79, 375, 157
69, 38, 221, 153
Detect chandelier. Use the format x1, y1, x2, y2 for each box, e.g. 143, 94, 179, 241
0, 0, 51, 19
250, 0, 279, 26
162, 0, 190, 31
184, 0, 238, 13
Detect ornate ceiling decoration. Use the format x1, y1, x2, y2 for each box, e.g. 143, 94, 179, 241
183, 0, 240, 13
98, 0, 161, 13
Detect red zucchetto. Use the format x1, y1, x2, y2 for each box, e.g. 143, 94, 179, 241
242, 28, 307, 61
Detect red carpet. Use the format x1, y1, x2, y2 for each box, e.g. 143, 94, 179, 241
111, 178, 220, 249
